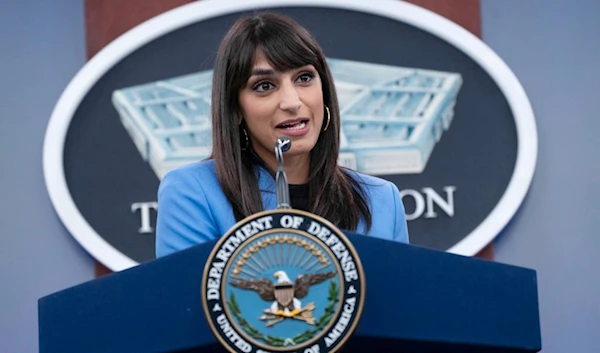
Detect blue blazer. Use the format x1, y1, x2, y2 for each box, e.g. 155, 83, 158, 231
155, 160, 409, 258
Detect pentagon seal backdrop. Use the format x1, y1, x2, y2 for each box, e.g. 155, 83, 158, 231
43, 0, 537, 271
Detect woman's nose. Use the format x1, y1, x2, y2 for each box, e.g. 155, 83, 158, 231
278, 82, 302, 113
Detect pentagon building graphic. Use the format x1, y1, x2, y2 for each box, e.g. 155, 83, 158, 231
112, 58, 462, 179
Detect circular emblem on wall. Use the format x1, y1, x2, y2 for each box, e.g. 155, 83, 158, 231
202, 210, 364, 353
43, 0, 537, 271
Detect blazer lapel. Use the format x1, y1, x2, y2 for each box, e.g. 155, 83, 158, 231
256, 166, 277, 210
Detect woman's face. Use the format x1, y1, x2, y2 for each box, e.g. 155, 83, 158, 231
238, 50, 325, 162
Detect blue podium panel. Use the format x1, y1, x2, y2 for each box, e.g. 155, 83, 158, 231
350, 234, 541, 352
38, 233, 541, 353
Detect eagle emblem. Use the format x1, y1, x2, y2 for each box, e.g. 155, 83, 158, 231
230, 270, 336, 326
202, 211, 365, 352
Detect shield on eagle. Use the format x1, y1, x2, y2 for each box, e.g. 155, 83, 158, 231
274, 283, 295, 307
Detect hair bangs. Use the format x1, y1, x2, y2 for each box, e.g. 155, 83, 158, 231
257, 30, 318, 72
227, 16, 321, 102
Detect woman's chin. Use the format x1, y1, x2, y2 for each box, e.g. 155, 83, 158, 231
287, 139, 317, 156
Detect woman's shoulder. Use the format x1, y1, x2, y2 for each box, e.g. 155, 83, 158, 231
160, 160, 219, 187
343, 168, 410, 244
163, 159, 216, 178
156, 159, 231, 257
158, 160, 227, 204
343, 168, 400, 195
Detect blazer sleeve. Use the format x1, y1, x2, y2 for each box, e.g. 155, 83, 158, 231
390, 182, 410, 244
155, 168, 219, 258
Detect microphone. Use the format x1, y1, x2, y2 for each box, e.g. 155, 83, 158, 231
275, 137, 292, 209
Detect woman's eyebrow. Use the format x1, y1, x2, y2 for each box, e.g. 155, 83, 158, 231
250, 68, 276, 76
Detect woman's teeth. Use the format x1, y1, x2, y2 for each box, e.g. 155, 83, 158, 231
280, 121, 306, 130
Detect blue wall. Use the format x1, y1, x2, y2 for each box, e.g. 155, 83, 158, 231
0, 1, 93, 352
482, 0, 600, 351
0, 0, 598, 351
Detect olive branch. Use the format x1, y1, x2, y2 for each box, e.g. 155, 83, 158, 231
291, 280, 339, 344
228, 293, 286, 346
227, 280, 339, 347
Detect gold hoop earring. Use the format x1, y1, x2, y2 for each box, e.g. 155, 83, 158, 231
323, 105, 331, 132
241, 128, 249, 151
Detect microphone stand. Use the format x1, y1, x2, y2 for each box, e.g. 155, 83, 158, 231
275, 137, 292, 209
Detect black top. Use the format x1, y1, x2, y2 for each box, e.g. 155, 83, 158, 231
289, 183, 309, 211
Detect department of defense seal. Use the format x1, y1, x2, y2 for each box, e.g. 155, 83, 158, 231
201, 209, 365, 353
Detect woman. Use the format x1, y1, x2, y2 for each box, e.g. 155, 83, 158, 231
155, 12, 409, 258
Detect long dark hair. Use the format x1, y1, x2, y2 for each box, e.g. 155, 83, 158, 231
209, 12, 372, 232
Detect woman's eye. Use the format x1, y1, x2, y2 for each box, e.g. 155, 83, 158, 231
297, 73, 313, 83
254, 82, 273, 92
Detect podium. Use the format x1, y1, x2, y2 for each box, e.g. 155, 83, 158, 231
38, 232, 541, 352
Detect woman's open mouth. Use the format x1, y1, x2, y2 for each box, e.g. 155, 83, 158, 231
276, 119, 310, 135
